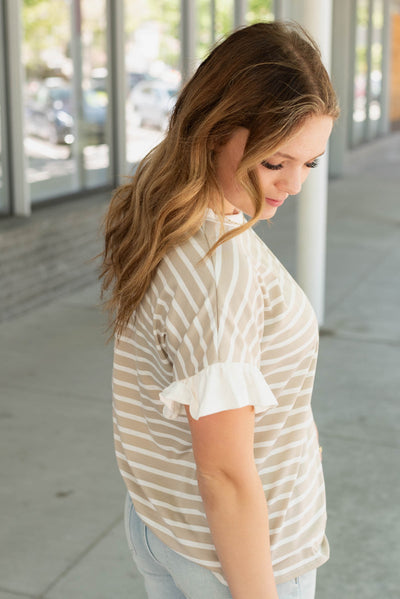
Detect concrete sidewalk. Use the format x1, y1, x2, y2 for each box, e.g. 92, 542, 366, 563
1, 134, 399, 598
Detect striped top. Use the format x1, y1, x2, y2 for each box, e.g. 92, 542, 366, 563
112, 209, 329, 585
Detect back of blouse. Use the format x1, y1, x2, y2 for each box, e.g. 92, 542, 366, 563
112, 210, 329, 586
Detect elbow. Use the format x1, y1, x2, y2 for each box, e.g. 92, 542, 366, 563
197, 469, 236, 509
196, 465, 259, 507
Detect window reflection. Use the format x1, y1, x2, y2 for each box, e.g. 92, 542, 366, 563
80, 0, 110, 188
196, 1, 234, 72
352, 0, 384, 145
214, 0, 233, 40
353, 0, 368, 144
197, 0, 213, 62
369, 0, 383, 133
390, 9, 400, 130
23, 0, 74, 200
124, 0, 181, 169
22, 0, 110, 202
246, 0, 274, 24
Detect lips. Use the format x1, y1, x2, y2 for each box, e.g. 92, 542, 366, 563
265, 197, 285, 208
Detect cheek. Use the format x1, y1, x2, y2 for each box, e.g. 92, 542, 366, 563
216, 153, 244, 195
301, 168, 311, 184
256, 165, 276, 189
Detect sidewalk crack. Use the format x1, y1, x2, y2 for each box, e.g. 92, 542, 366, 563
34, 513, 123, 599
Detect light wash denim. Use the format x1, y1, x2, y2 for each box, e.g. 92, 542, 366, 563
124, 494, 317, 599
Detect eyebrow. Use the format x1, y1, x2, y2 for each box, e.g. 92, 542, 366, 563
275, 150, 326, 161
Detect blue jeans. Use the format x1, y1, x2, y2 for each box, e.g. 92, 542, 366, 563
124, 494, 317, 599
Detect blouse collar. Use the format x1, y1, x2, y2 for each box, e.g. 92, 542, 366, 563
204, 208, 245, 227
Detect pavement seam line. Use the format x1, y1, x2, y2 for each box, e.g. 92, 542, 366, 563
319, 431, 399, 450
321, 330, 400, 348
0, 382, 112, 403
34, 513, 123, 599
0, 587, 36, 598
325, 239, 399, 320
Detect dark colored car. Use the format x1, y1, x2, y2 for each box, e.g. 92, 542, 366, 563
26, 78, 107, 146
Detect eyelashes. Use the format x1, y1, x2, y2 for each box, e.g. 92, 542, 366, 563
261, 159, 320, 170
306, 159, 319, 168
261, 161, 282, 171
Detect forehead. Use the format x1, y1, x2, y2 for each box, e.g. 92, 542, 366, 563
273, 115, 333, 160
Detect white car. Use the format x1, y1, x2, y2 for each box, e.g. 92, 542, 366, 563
130, 79, 178, 130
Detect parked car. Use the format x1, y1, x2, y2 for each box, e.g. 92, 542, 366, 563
130, 79, 178, 130
26, 78, 107, 146
127, 71, 150, 92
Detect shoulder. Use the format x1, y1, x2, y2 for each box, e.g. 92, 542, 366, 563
157, 222, 260, 301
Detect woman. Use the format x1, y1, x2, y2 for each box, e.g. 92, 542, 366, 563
100, 21, 339, 599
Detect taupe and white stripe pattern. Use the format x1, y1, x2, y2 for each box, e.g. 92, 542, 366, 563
113, 210, 329, 585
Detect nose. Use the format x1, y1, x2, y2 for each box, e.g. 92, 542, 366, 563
276, 168, 303, 196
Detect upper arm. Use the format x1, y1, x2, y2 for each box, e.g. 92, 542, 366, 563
185, 405, 257, 484
159, 243, 278, 421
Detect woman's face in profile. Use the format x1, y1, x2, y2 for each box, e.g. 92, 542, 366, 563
214, 114, 333, 219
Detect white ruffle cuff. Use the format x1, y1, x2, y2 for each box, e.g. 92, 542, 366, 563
159, 362, 277, 420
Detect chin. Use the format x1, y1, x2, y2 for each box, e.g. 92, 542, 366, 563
259, 208, 278, 220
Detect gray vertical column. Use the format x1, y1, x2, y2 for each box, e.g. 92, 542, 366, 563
365, 0, 374, 141
181, 0, 197, 82
4, 0, 30, 216
234, 0, 247, 28
0, 0, 10, 212
70, 0, 85, 189
211, 0, 216, 45
107, 0, 127, 184
329, 0, 354, 177
379, 0, 391, 135
274, 0, 291, 20
347, 0, 358, 148
290, 0, 333, 326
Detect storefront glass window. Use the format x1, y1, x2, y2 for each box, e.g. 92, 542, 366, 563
124, 0, 181, 171
23, 0, 73, 201
369, 0, 384, 136
246, 0, 274, 23
79, 0, 111, 188
22, 0, 111, 203
352, 0, 384, 145
390, 6, 400, 129
352, 0, 369, 145
197, 0, 213, 62
197, 1, 234, 64
214, 0, 233, 41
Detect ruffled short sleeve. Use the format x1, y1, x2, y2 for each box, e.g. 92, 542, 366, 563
156, 221, 277, 420
160, 362, 277, 420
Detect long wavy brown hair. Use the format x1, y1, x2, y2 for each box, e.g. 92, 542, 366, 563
100, 21, 339, 338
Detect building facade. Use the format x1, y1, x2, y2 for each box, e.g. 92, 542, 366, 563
0, 0, 399, 217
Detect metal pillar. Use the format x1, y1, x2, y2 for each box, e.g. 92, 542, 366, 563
4, 0, 30, 216
0, 0, 10, 214
274, 0, 291, 20
365, 0, 374, 141
211, 0, 216, 45
347, 0, 358, 149
290, 0, 333, 325
181, 0, 197, 81
329, 0, 353, 177
234, 0, 247, 28
379, 0, 391, 136
107, 0, 127, 184
70, 0, 85, 189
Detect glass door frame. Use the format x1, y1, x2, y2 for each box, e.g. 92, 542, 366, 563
4, 0, 126, 215
3, 0, 30, 215
0, 0, 11, 215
